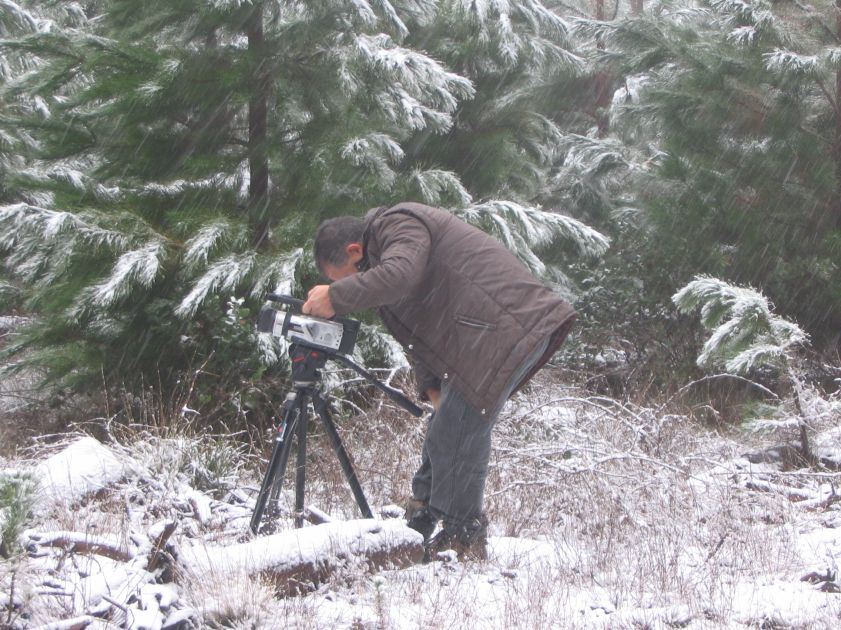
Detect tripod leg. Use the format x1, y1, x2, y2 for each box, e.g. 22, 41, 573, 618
294, 391, 309, 528
249, 392, 300, 534
268, 391, 308, 508
312, 393, 373, 519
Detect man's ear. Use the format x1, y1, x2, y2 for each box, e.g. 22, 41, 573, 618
346, 242, 364, 261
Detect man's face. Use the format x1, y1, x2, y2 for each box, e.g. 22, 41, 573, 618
322, 242, 364, 282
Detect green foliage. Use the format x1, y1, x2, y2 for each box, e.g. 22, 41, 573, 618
0, 471, 36, 558
403, 1, 584, 200
673, 275, 808, 374
183, 435, 248, 499
0, 0, 605, 418
594, 0, 841, 348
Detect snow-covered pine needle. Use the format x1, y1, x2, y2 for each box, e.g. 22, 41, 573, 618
673, 276, 808, 374
176, 253, 257, 318
89, 241, 166, 307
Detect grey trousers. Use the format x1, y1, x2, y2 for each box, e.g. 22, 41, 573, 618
410, 338, 550, 531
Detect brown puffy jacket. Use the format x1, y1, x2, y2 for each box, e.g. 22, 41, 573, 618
329, 202, 576, 416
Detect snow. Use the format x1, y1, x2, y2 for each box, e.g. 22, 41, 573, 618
90, 241, 165, 307
765, 49, 820, 75
673, 276, 808, 373
182, 220, 235, 269
181, 519, 422, 577
411, 169, 473, 207
4, 383, 841, 628
175, 252, 257, 317
32, 436, 132, 511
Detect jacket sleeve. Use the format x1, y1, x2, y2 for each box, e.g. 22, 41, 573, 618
329, 212, 431, 316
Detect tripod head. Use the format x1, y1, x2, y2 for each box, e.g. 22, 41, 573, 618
259, 294, 423, 417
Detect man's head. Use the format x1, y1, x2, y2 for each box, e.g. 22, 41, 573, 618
313, 216, 366, 281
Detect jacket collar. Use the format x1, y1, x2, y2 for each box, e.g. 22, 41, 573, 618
358, 206, 389, 272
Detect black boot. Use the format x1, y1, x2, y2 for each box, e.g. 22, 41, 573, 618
405, 499, 437, 543
424, 513, 488, 562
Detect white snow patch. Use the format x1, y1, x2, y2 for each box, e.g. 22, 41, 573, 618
32, 437, 132, 511
182, 519, 421, 577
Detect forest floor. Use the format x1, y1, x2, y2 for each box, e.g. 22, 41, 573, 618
2, 369, 841, 629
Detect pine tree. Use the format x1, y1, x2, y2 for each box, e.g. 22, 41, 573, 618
673, 276, 808, 375
0, 1, 607, 411
0, 0, 477, 396
402, 0, 586, 200
400, 2, 611, 282
674, 275, 817, 463
576, 0, 841, 353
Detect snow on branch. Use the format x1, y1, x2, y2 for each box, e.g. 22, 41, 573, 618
141, 166, 249, 202
673, 276, 808, 374
560, 134, 628, 179
208, 0, 260, 11
180, 519, 423, 595
341, 133, 404, 185
727, 26, 757, 47
370, 0, 409, 39
459, 201, 609, 277
342, 133, 404, 166
0, 203, 130, 252
88, 241, 166, 307
378, 86, 454, 131
455, 0, 570, 38
17, 164, 121, 202
251, 247, 304, 299
524, 36, 584, 72
353, 33, 475, 111
518, 0, 571, 38
451, 0, 578, 70
176, 252, 257, 318
409, 169, 472, 207
182, 220, 248, 271
764, 49, 820, 76
710, 0, 776, 31
0, 0, 38, 36
826, 48, 841, 69
32, 436, 133, 512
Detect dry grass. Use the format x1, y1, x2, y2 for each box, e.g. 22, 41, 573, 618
4, 368, 841, 628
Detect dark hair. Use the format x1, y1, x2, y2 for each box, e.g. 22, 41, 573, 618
313, 216, 365, 272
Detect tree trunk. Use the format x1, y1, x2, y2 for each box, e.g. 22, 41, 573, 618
836, 0, 841, 229
247, 3, 270, 247
593, 0, 612, 137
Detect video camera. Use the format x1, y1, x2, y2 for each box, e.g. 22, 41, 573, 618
257, 294, 360, 356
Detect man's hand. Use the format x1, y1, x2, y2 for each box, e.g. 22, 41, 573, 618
426, 388, 441, 411
302, 285, 336, 319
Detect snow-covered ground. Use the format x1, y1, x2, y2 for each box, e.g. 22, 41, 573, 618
2, 375, 841, 629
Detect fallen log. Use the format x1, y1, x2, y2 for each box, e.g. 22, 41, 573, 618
24, 531, 133, 562
180, 519, 423, 595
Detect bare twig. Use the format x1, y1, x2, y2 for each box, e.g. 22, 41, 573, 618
26, 532, 133, 562
147, 521, 177, 572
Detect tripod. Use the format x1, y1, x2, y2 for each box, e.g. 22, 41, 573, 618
249, 343, 423, 534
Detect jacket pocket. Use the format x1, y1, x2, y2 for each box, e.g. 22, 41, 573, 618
454, 314, 497, 331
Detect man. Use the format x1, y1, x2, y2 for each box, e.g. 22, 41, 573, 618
303, 202, 576, 560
